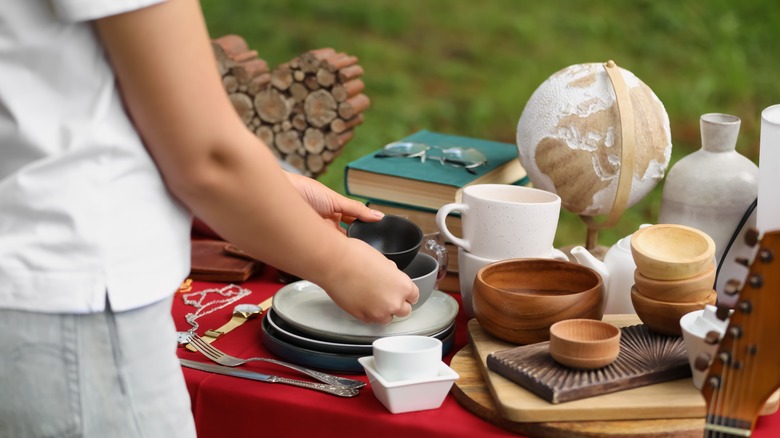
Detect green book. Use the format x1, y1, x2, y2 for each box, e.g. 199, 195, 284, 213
344, 130, 529, 211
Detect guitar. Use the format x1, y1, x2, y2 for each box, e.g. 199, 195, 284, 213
700, 228, 780, 437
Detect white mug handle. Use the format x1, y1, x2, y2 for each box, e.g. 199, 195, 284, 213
550, 248, 569, 261
435, 203, 470, 252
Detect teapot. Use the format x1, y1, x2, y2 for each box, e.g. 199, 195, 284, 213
570, 224, 650, 314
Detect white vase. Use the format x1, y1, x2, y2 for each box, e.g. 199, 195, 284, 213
659, 113, 759, 265
758, 104, 780, 233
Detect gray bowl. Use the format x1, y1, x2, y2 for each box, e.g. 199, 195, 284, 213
403, 252, 439, 311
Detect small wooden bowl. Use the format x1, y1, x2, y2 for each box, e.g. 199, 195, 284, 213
549, 319, 621, 369
472, 259, 605, 345
630, 286, 716, 336
630, 224, 715, 281
633, 262, 715, 303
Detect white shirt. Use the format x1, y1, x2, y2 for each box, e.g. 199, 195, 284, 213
0, 0, 192, 313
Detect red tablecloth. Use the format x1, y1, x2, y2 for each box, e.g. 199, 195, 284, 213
174, 266, 780, 438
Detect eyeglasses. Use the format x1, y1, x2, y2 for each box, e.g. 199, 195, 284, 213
374, 142, 487, 174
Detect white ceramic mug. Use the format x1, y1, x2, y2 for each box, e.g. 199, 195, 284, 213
457, 247, 568, 319
457, 248, 500, 319
436, 184, 563, 260
372, 335, 442, 382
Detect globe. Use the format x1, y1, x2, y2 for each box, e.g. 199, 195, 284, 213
516, 62, 672, 219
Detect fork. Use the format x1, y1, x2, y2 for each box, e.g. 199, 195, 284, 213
188, 334, 366, 389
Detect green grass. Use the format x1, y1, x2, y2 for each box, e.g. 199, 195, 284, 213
201, 0, 779, 248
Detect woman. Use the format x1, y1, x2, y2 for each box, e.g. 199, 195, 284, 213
0, 1, 418, 436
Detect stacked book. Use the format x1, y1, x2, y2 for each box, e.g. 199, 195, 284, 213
344, 130, 530, 290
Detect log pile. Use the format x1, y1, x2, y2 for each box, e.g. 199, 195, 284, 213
211, 35, 369, 178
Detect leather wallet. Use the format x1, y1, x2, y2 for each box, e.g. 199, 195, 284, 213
189, 239, 261, 282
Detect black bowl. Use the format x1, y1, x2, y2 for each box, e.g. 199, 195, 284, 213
347, 215, 423, 270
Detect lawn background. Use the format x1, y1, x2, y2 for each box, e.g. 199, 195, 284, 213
200, 0, 778, 248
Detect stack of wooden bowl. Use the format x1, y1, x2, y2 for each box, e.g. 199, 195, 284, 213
629, 224, 717, 336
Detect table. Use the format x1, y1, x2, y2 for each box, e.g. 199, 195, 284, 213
174, 266, 780, 437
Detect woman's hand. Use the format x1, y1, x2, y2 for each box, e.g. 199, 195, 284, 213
321, 238, 419, 324
285, 172, 383, 232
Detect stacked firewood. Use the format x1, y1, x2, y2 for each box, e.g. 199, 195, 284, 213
211, 35, 369, 178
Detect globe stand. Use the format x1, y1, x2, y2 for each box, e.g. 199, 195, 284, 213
578, 60, 636, 252
585, 227, 601, 252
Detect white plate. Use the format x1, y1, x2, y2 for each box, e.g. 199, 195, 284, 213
272, 280, 459, 343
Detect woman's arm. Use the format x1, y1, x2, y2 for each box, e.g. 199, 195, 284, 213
94, 0, 417, 323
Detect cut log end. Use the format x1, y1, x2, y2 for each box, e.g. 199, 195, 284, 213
304, 89, 338, 128
254, 88, 292, 124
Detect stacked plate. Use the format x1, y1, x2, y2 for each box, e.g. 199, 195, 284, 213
262, 280, 459, 373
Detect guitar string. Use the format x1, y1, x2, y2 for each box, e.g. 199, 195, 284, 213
715, 339, 729, 437
717, 274, 747, 436
708, 260, 743, 436
706, 197, 756, 437
711, 320, 738, 437
725, 326, 740, 435
706, 198, 757, 437
714, 198, 757, 285
743, 246, 764, 435
736, 235, 764, 435
711, 235, 764, 437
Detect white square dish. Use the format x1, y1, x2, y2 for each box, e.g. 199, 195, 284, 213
358, 356, 459, 414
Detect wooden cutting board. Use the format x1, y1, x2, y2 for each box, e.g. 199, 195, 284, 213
468, 315, 712, 423
450, 344, 705, 437
488, 323, 691, 404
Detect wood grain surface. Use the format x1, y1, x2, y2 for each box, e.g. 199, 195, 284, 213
467, 316, 707, 423
488, 323, 691, 403
450, 344, 705, 437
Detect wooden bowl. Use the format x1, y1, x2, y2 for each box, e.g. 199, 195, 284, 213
630, 286, 716, 336
472, 258, 605, 345
347, 215, 423, 270
549, 319, 621, 369
630, 224, 715, 280
633, 262, 715, 303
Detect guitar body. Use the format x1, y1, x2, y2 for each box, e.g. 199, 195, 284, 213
702, 229, 780, 437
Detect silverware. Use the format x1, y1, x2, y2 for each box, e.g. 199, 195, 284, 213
189, 334, 365, 390
179, 359, 359, 398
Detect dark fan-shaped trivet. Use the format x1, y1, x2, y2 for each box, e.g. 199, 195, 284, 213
487, 324, 691, 404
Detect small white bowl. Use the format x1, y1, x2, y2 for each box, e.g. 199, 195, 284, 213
358, 356, 459, 414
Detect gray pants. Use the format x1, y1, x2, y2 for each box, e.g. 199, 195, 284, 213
0, 297, 197, 438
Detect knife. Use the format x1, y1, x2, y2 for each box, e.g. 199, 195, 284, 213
179, 359, 359, 398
